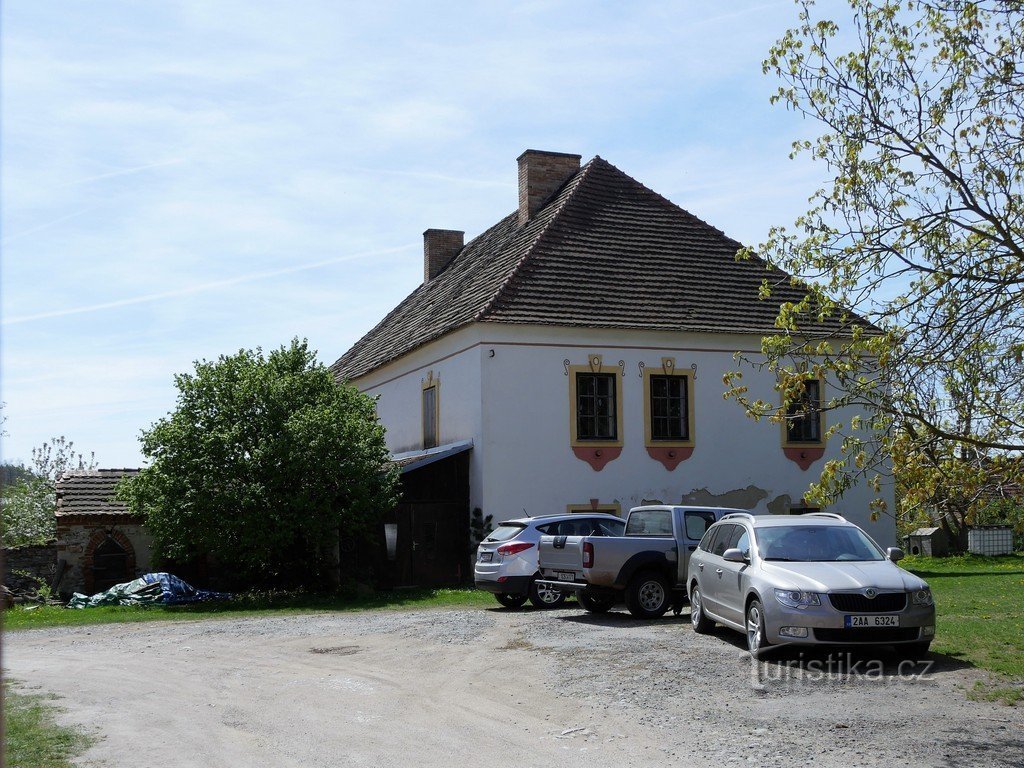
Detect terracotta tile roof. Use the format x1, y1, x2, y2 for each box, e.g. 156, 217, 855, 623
331, 156, 847, 381
55, 469, 141, 517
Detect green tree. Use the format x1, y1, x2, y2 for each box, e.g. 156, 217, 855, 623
1, 437, 96, 547
119, 339, 398, 586
728, 0, 1024, 519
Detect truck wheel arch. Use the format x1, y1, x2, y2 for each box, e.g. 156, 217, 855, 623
614, 552, 675, 588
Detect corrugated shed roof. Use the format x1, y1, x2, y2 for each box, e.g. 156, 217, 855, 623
331, 156, 849, 381
55, 469, 140, 517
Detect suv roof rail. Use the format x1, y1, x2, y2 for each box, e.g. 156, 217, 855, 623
803, 512, 846, 521
720, 512, 756, 521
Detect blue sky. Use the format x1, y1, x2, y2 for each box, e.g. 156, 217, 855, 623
1, 0, 826, 467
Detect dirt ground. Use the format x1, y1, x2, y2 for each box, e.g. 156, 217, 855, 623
5, 604, 1023, 768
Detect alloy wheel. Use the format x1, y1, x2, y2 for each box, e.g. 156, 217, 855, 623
691, 589, 703, 626
747, 603, 763, 653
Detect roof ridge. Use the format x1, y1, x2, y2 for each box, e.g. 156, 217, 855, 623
472, 157, 599, 322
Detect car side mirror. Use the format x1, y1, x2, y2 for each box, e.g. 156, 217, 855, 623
886, 547, 904, 563
723, 548, 748, 564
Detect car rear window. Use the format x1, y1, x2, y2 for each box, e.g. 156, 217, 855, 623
625, 509, 673, 536
485, 524, 527, 542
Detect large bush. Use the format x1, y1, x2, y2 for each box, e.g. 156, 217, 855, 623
119, 339, 398, 586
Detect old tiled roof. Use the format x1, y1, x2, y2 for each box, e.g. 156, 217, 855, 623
331, 156, 846, 381
55, 469, 141, 517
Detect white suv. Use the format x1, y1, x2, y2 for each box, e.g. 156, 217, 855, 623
475, 513, 625, 608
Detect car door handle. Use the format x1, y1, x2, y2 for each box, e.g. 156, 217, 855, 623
715, 568, 724, 576
697, 562, 704, 571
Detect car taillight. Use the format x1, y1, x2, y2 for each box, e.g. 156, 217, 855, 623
583, 542, 594, 568
497, 542, 534, 557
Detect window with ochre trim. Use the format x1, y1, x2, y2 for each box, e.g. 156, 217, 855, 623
565, 503, 623, 517
784, 378, 824, 444
568, 358, 623, 448
642, 360, 695, 449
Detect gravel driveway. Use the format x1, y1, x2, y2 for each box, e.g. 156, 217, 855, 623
6, 604, 1022, 767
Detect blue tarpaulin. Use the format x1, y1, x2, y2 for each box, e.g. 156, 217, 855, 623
68, 573, 231, 608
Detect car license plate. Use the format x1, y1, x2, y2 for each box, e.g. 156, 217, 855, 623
479, 552, 492, 563
845, 614, 900, 628
556, 571, 576, 582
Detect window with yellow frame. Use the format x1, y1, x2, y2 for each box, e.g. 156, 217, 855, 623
642, 358, 695, 450
567, 355, 623, 448
566, 502, 623, 517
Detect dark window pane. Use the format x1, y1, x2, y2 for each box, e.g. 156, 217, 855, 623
650, 375, 688, 441
786, 379, 822, 443
422, 386, 437, 448
576, 372, 617, 440
711, 524, 737, 556
684, 511, 717, 540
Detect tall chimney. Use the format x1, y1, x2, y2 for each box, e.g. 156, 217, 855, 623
423, 229, 464, 283
517, 150, 581, 225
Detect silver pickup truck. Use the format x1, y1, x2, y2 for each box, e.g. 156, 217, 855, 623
537, 505, 745, 618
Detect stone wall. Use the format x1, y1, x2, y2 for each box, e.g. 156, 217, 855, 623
2, 543, 58, 594
55, 515, 154, 597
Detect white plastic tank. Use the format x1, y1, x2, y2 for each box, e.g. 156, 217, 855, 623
967, 526, 1014, 556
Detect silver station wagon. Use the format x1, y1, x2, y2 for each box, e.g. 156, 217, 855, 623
687, 513, 936, 657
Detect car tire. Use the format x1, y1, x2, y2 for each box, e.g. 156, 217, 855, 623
624, 570, 671, 619
746, 598, 771, 658
690, 585, 714, 634
528, 577, 567, 609
494, 593, 528, 609
578, 590, 615, 614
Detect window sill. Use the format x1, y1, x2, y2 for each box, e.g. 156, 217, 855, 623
571, 446, 622, 471
782, 445, 825, 471
646, 445, 694, 470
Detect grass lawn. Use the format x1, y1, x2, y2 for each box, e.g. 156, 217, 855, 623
904, 552, 1024, 704
4, 685, 91, 768
3, 586, 496, 631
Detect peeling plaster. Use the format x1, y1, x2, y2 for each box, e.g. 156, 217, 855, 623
679, 485, 768, 510
767, 494, 793, 516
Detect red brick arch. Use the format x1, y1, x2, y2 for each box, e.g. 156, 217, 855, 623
82, 528, 137, 594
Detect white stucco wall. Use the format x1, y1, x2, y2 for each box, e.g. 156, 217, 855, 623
352, 325, 486, 510
350, 323, 897, 547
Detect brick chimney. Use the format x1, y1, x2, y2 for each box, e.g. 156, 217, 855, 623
423, 229, 464, 283
517, 150, 581, 226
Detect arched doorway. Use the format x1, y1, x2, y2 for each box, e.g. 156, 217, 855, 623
91, 535, 131, 592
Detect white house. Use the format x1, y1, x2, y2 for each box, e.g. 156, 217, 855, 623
332, 150, 894, 585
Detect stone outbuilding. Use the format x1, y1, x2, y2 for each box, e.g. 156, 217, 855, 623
54, 469, 153, 597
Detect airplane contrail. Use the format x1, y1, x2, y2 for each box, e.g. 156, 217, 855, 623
2, 244, 416, 326
59, 158, 185, 187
